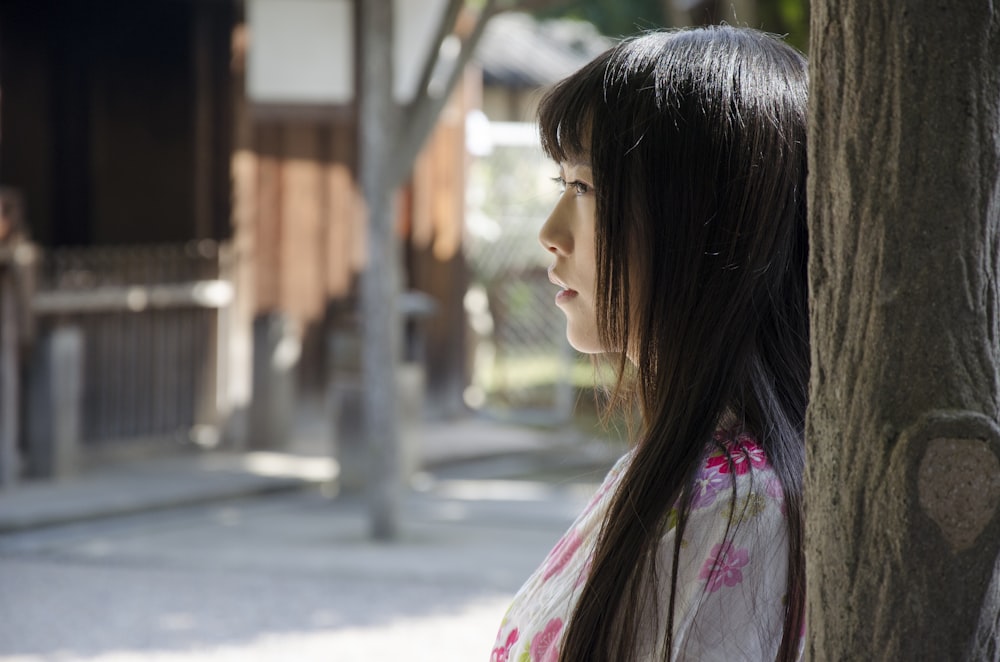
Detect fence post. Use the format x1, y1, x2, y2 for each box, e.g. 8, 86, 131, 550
250, 312, 299, 449
0, 267, 20, 488
26, 325, 84, 478
328, 313, 365, 491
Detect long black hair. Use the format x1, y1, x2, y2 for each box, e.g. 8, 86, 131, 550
538, 26, 809, 661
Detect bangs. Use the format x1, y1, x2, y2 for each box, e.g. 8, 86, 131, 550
537, 50, 612, 164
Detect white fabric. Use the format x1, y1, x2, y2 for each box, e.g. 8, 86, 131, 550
490, 429, 797, 662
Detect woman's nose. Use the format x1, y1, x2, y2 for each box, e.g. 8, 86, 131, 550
539, 199, 571, 256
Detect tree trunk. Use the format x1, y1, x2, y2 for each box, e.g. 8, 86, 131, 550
358, 0, 402, 541
807, 2, 1000, 660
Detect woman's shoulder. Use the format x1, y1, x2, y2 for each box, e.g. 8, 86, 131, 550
707, 425, 772, 471
688, 426, 784, 513
665, 427, 793, 660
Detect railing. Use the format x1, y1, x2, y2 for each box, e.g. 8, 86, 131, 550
30, 242, 233, 454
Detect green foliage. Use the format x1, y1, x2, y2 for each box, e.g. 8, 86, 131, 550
532, 0, 667, 37
529, 0, 810, 53
755, 0, 810, 53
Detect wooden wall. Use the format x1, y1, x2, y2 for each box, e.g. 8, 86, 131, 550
228, 16, 469, 405
233, 112, 469, 405
249, 120, 365, 386
406, 94, 470, 415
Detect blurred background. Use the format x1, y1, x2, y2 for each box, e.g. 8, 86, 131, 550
0, 1, 807, 660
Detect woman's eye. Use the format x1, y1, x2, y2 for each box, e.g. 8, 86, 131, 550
551, 176, 591, 195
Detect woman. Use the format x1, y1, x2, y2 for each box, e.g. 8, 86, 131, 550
490, 26, 808, 662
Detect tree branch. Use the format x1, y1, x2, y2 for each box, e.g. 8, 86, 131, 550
409, 0, 464, 108
387, 0, 576, 189
389, 0, 498, 189
489, 0, 576, 18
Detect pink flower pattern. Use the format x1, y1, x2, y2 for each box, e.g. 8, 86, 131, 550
581, 476, 614, 518
542, 530, 583, 582
494, 428, 795, 660
706, 432, 768, 476
490, 628, 519, 662
699, 541, 751, 592
574, 554, 593, 588
530, 618, 563, 662
691, 463, 729, 508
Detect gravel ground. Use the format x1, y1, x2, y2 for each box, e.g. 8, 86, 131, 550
0, 477, 599, 662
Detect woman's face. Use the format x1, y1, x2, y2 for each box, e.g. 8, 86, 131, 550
539, 159, 601, 353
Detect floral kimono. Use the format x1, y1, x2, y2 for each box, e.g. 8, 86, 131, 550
491, 428, 797, 662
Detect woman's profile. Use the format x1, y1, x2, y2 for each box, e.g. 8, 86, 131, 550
491, 26, 808, 662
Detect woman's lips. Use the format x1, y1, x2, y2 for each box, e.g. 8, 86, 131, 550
548, 268, 578, 303
555, 288, 579, 303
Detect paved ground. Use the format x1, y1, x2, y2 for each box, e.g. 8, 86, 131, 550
0, 415, 621, 662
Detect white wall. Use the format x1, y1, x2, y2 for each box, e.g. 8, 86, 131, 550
247, 0, 449, 105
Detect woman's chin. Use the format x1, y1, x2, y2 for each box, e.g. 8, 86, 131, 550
566, 331, 603, 354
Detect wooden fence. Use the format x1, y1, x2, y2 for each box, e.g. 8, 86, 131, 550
24, 241, 234, 470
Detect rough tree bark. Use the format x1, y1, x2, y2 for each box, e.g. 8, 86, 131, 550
807, 1, 1000, 660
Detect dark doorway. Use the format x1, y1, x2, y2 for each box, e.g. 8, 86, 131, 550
0, 0, 234, 246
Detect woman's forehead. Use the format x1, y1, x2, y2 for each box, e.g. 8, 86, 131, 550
543, 112, 593, 163
562, 153, 592, 169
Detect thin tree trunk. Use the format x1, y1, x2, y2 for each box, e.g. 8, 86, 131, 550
352, 0, 564, 539
358, 0, 402, 541
807, 1, 1000, 659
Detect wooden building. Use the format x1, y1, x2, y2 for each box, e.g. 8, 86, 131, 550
0, 0, 470, 479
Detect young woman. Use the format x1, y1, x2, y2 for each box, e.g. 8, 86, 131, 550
490, 26, 808, 662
